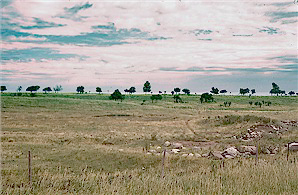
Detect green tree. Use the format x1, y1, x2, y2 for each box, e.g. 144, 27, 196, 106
17, 86, 22, 92
1, 86, 7, 92
288, 91, 295, 96
240, 88, 250, 95
53, 85, 63, 93
220, 89, 227, 94
76, 86, 85, 94
43, 87, 52, 94
182, 88, 190, 95
109, 89, 125, 101
143, 81, 151, 93
270, 82, 283, 96
150, 94, 162, 103
251, 89, 256, 95
173, 95, 183, 103
129, 87, 136, 94
26, 86, 40, 93
174, 88, 181, 94
96, 87, 102, 94
200, 93, 214, 103
210, 87, 219, 94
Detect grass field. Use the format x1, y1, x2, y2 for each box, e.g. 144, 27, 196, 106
1, 93, 298, 194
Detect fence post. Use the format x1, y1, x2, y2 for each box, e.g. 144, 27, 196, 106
28, 150, 32, 186
287, 143, 290, 161
161, 149, 166, 178
255, 142, 258, 165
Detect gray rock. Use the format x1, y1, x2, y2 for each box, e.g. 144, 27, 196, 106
194, 153, 201, 158
172, 142, 183, 149
209, 151, 224, 160
181, 154, 188, 157
164, 141, 171, 147
289, 143, 298, 151
170, 149, 180, 154
148, 149, 157, 153
188, 153, 194, 157
222, 147, 239, 157
239, 146, 257, 155
224, 154, 235, 159
202, 153, 208, 157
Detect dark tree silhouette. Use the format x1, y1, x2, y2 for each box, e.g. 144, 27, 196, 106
150, 94, 162, 103
143, 81, 151, 93
171, 91, 174, 95
76, 86, 85, 94
270, 82, 284, 96
26, 86, 40, 93
53, 85, 63, 93
240, 88, 250, 95
251, 89, 256, 95
96, 87, 102, 94
220, 89, 227, 94
200, 93, 214, 103
43, 87, 52, 94
174, 88, 181, 94
109, 89, 125, 101
129, 87, 136, 94
1, 86, 7, 92
124, 89, 130, 94
17, 86, 22, 92
173, 95, 183, 103
182, 88, 190, 95
288, 91, 295, 96
210, 87, 219, 94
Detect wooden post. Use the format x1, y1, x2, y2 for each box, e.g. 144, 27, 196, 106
161, 149, 166, 178
287, 143, 290, 161
255, 142, 258, 165
28, 150, 32, 186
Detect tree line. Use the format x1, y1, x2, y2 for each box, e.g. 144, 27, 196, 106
1, 82, 297, 97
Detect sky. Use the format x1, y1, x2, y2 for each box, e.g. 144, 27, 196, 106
1, 0, 297, 94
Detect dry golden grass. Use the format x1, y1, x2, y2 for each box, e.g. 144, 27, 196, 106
1, 93, 298, 194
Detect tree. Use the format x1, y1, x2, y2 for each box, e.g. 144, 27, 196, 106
210, 87, 219, 94
76, 86, 84, 94
174, 88, 181, 94
220, 89, 227, 95
1, 86, 7, 92
182, 88, 190, 95
129, 87, 136, 94
26, 86, 40, 93
200, 93, 214, 103
270, 82, 284, 96
143, 81, 151, 93
96, 87, 102, 94
171, 91, 174, 95
53, 85, 63, 93
124, 89, 130, 94
173, 95, 183, 103
150, 94, 162, 103
17, 86, 22, 92
289, 91, 295, 96
251, 89, 256, 95
109, 89, 125, 101
240, 88, 250, 95
43, 87, 52, 94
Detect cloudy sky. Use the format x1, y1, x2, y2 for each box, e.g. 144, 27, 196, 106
1, 0, 297, 93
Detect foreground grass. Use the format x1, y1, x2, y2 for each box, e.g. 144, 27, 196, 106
1, 93, 298, 194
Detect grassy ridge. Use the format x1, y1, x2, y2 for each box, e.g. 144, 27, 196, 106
1, 93, 298, 194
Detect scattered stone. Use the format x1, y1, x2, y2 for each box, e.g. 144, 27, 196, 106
289, 143, 298, 151
202, 153, 208, 157
209, 151, 224, 160
170, 149, 180, 154
156, 146, 161, 149
222, 147, 239, 157
194, 153, 201, 158
224, 154, 235, 159
148, 149, 157, 153
262, 148, 270, 154
271, 147, 279, 154
181, 154, 188, 157
238, 146, 257, 155
172, 142, 183, 149
118, 149, 124, 152
164, 141, 171, 147
188, 153, 194, 157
